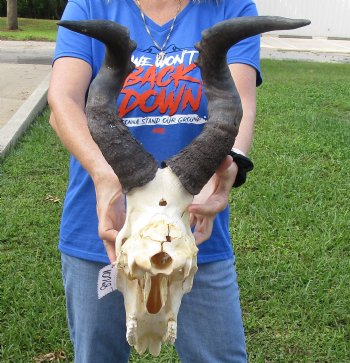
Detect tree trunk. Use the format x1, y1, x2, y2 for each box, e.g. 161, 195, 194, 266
7, 0, 18, 30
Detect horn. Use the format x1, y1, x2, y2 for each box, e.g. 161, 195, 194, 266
58, 20, 158, 193
165, 16, 311, 195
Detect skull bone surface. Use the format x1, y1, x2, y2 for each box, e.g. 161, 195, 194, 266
58, 15, 310, 357
115, 168, 198, 356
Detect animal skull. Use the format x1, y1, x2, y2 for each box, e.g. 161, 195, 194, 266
58, 16, 310, 356
115, 167, 197, 355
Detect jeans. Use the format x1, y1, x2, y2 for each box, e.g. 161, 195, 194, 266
61, 253, 247, 363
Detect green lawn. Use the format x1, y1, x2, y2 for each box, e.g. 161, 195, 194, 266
0, 17, 57, 41
1, 60, 349, 362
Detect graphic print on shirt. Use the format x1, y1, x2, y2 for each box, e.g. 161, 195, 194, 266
118, 45, 207, 129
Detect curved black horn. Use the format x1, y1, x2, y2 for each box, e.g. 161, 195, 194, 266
166, 16, 311, 195
58, 20, 158, 193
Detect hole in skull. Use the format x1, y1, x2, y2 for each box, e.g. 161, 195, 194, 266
146, 276, 163, 314
122, 238, 127, 245
151, 252, 172, 270
159, 198, 167, 206
166, 235, 172, 242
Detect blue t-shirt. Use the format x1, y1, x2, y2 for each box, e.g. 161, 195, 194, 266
54, 0, 261, 264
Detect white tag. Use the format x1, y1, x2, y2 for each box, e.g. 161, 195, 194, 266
97, 263, 117, 299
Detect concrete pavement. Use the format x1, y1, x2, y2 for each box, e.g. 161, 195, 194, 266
0, 36, 349, 158
0, 40, 53, 157
0, 64, 50, 129
0, 40, 55, 65
261, 35, 350, 63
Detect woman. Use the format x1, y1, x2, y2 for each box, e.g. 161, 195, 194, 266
48, 0, 261, 361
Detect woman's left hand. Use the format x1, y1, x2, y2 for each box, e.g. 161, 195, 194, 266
188, 156, 238, 245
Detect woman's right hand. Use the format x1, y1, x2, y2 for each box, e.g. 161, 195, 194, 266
94, 173, 126, 263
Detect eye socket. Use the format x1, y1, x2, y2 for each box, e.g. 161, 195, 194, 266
159, 199, 167, 206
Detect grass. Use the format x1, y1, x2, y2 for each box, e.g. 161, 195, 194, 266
234, 61, 350, 362
0, 17, 57, 41
1, 60, 350, 362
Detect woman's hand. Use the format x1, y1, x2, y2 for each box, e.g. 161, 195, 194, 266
188, 156, 238, 245
94, 173, 125, 263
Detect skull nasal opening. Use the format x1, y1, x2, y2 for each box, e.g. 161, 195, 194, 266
150, 252, 172, 270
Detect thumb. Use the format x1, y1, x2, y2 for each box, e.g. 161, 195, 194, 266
103, 238, 117, 263
98, 224, 118, 244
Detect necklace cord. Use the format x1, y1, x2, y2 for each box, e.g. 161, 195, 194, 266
135, 0, 182, 60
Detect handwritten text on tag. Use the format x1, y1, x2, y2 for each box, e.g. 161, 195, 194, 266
97, 264, 117, 299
